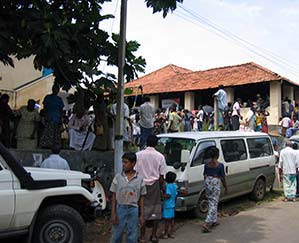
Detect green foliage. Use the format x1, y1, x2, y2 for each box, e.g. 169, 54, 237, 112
145, 0, 184, 17
0, 0, 180, 103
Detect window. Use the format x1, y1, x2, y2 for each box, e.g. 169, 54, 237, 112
221, 139, 247, 162
247, 137, 273, 158
191, 141, 216, 167
156, 137, 196, 166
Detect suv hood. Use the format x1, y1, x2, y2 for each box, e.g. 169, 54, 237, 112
24, 167, 90, 185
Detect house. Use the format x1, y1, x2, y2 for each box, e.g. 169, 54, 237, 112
125, 62, 299, 127
0, 56, 72, 110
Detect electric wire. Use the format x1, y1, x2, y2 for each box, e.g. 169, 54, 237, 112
176, 4, 299, 78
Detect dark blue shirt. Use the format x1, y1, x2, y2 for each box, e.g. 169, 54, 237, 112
204, 163, 225, 178
43, 94, 64, 124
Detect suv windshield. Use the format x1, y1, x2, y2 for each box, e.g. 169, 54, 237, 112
156, 137, 196, 166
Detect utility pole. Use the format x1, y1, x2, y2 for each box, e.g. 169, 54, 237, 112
114, 0, 127, 174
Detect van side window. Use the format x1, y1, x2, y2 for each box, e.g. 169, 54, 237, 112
221, 139, 247, 162
247, 138, 273, 158
191, 141, 216, 167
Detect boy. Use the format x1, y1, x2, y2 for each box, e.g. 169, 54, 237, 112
110, 152, 146, 243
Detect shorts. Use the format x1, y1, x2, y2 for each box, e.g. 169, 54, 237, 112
162, 208, 175, 219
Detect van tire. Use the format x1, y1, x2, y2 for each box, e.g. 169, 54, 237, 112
193, 192, 208, 219
250, 178, 266, 201
32, 204, 85, 243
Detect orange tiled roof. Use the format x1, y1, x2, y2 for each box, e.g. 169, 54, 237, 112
125, 62, 298, 95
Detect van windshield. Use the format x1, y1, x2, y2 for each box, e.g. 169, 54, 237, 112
156, 137, 196, 166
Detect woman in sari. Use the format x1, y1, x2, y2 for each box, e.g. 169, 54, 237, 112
202, 147, 228, 233
40, 85, 64, 149
16, 99, 40, 149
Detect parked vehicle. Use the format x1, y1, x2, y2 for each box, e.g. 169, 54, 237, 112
0, 143, 106, 243
156, 131, 275, 218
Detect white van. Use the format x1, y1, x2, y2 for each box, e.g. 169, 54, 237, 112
156, 131, 275, 217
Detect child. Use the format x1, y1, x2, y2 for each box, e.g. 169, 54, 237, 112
162, 171, 177, 239
110, 152, 146, 243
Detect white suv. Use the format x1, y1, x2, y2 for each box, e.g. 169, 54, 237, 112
0, 143, 106, 243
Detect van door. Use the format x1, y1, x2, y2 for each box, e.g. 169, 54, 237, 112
220, 138, 251, 197
188, 140, 216, 194
0, 160, 15, 230
246, 137, 275, 187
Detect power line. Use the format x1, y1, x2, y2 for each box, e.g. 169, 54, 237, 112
176, 4, 299, 78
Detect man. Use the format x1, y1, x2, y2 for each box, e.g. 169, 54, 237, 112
167, 105, 182, 133
0, 94, 14, 147
135, 134, 167, 243
197, 105, 204, 131
231, 98, 242, 131
139, 96, 155, 149
110, 99, 131, 150
213, 85, 227, 128
40, 144, 70, 170
278, 140, 299, 201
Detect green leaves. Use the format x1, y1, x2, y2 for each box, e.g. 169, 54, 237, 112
145, 0, 184, 17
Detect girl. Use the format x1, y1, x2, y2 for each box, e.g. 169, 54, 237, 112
162, 171, 177, 239
202, 147, 228, 233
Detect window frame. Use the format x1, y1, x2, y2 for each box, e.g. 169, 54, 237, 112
220, 138, 248, 163
191, 140, 216, 167
247, 137, 273, 159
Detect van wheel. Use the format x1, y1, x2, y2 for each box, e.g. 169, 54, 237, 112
250, 178, 266, 201
33, 204, 85, 243
193, 192, 208, 219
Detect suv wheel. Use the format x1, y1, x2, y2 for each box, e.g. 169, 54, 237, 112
250, 178, 266, 201
193, 192, 208, 219
33, 204, 84, 243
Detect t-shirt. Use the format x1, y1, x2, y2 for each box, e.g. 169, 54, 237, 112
163, 183, 177, 209
278, 146, 299, 174
204, 163, 225, 178
110, 172, 147, 207
279, 117, 291, 128
40, 154, 70, 170
43, 94, 64, 124
139, 102, 155, 128
232, 102, 240, 117
168, 111, 181, 131
197, 110, 204, 122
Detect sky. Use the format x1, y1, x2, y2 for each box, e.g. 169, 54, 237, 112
100, 0, 299, 82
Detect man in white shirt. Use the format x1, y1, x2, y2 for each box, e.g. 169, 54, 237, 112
41, 145, 70, 170
139, 96, 155, 149
278, 140, 299, 201
231, 98, 242, 131
197, 105, 204, 131
279, 116, 291, 137
135, 134, 167, 242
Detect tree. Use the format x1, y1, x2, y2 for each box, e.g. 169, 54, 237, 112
0, 0, 183, 107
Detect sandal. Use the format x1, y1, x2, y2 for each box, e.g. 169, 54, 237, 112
168, 234, 175, 239
138, 238, 147, 243
160, 234, 168, 239
202, 224, 211, 233
150, 236, 159, 243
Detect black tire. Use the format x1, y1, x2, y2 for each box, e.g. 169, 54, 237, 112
193, 192, 208, 219
32, 204, 85, 243
250, 178, 266, 201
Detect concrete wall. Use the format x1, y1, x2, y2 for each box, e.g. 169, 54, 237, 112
15, 75, 55, 109
0, 56, 42, 90
10, 149, 114, 188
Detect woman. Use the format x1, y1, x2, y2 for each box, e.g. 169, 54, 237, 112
202, 147, 227, 233
40, 84, 64, 148
68, 111, 95, 151
16, 99, 40, 149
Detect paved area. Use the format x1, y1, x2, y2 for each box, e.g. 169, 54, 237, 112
164, 200, 299, 243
